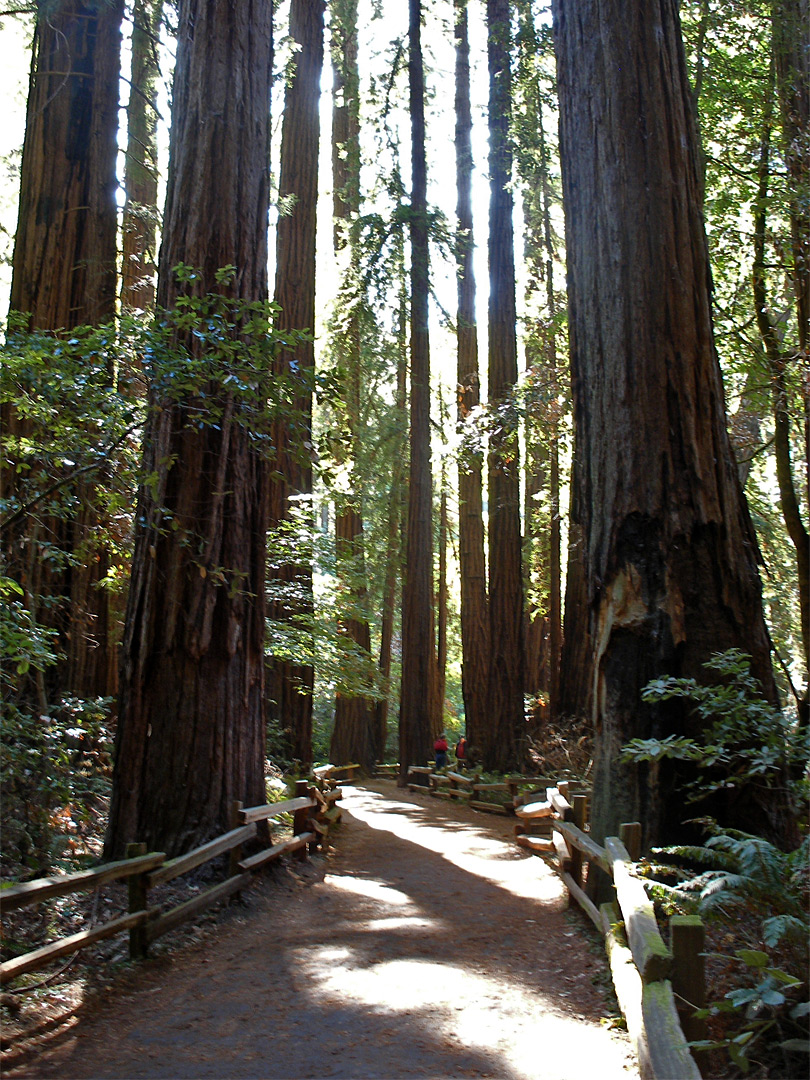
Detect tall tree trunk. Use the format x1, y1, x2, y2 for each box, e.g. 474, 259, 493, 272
329, 0, 375, 770
538, 100, 563, 719
268, 0, 325, 769
373, 304, 408, 762
552, 0, 782, 849
399, 0, 436, 781
4, 0, 123, 701
436, 478, 448, 728
106, 0, 273, 859
485, 0, 524, 773
120, 0, 163, 314
454, 0, 489, 752
752, 66, 810, 697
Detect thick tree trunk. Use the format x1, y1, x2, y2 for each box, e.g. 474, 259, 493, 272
106, 0, 273, 859
120, 0, 162, 313
4, 0, 123, 701
454, 0, 489, 752
268, 0, 325, 769
399, 0, 437, 781
552, 0, 780, 848
485, 0, 525, 773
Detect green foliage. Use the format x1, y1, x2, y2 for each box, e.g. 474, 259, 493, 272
691, 948, 808, 1074
622, 650, 808, 808
644, 824, 809, 1073
0, 696, 113, 873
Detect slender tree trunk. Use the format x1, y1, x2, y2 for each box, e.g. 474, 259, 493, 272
120, 0, 163, 313
106, 0, 273, 859
752, 70, 810, 691
454, 0, 489, 752
552, 0, 782, 848
268, 0, 325, 769
4, 0, 123, 702
538, 101, 563, 718
399, 0, 436, 781
558, 454, 591, 719
329, 0, 375, 770
485, 0, 524, 773
436, 479, 448, 728
373, 308, 408, 762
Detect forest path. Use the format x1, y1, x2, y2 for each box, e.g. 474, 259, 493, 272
5, 779, 637, 1080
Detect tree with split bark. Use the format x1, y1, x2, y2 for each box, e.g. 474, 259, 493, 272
552, 0, 784, 849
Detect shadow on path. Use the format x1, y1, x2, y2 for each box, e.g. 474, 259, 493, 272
2, 781, 636, 1080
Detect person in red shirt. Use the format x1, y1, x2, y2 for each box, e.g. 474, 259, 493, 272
434, 732, 449, 770
455, 735, 467, 769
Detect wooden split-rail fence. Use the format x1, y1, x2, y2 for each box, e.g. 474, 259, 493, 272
514, 781, 705, 1080
0, 765, 358, 988
406, 765, 567, 813
405, 765, 704, 1079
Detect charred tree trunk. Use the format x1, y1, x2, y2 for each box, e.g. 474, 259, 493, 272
399, 0, 437, 781
485, 0, 524, 773
552, 0, 781, 848
454, 0, 489, 751
4, 0, 123, 702
268, 0, 325, 769
106, 0, 273, 859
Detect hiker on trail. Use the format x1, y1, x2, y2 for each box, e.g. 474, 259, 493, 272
434, 732, 449, 770
455, 735, 467, 769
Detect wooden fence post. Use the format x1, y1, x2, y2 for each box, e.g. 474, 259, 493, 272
229, 800, 244, 879
569, 794, 588, 899
293, 779, 310, 862
670, 914, 708, 1054
619, 821, 643, 861
126, 842, 148, 960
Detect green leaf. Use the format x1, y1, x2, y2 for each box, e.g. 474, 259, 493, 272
736, 949, 769, 967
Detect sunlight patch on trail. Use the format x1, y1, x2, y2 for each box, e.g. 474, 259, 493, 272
294, 951, 635, 1080
342, 786, 561, 904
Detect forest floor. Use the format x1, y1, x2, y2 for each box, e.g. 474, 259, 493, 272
1, 778, 637, 1080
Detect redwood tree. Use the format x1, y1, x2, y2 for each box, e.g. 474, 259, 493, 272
268, 0, 325, 769
329, 0, 376, 770
4, 0, 124, 700
120, 0, 163, 313
399, 0, 437, 780
454, 0, 489, 753
106, 0, 274, 858
552, 0, 780, 847
485, 0, 525, 772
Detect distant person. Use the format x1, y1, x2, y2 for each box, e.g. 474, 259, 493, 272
434, 732, 449, 770
455, 735, 467, 769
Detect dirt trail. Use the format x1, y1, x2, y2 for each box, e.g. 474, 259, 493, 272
3, 780, 637, 1080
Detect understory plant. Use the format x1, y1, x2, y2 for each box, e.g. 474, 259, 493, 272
622, 651, 809, 1074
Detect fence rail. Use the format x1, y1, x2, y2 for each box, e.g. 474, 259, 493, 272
0, 775, 343, 987
515, 783, 704, 1080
